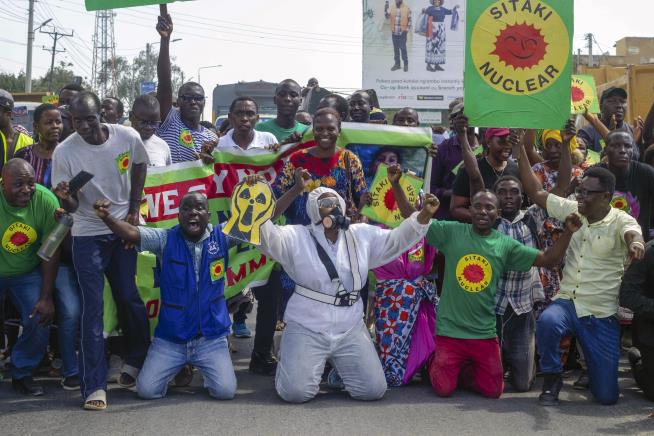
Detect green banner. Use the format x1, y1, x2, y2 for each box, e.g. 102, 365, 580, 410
85, 0, 184, 11
464, 0, 573, 129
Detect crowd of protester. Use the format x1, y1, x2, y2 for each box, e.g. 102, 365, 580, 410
1, 10, 654, 412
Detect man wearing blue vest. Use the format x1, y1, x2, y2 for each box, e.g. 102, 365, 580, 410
93, 192, 236, 400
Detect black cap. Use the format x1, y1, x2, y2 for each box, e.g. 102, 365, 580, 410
600, 86, 627, 104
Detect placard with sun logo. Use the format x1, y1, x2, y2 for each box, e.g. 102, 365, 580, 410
464, 0, 573, 129
571, 75, 600, 114
361, 163, 424, 228
455, 254, 493, 293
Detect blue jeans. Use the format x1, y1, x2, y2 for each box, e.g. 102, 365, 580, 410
0, 269, 50, 380
73, 234, 150, 398
136, 336, 236, 400
536, 299, 620, 405
54, 264, 80, 378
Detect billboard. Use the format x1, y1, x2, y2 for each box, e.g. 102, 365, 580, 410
362, 0, 466, 110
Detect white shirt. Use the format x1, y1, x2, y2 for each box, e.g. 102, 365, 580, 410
258, 213, 429, 334
217, 129, 277, 151
142, 135, 172, 167
52, 124, 149, 237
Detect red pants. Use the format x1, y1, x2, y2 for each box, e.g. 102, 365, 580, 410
428, 335, 503, 399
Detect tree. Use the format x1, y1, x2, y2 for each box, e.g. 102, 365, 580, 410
0, 62, 88, 94
100, 49, 186, 111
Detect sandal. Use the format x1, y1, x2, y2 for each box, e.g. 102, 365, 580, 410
83, 389, 107, 411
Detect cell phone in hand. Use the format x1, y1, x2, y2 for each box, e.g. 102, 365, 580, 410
67, 171, 94, 196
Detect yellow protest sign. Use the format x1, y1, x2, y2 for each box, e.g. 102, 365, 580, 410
223, 180, 275, 245
361, 164, 423, 228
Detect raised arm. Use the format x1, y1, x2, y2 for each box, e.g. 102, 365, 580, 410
523, 129, 544, 165
387, 164, 417, 218
550, 119, 575, 198
369, 194, 439, 269
455, 114, 485, 197
94, 199, 141, 244
155, 12, 174, 121
532, 213, 580, 268
583, 109, 610, 143
517, 141, 549, 209
271, 168, 309, 220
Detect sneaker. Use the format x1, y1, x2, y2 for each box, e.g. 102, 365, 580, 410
326, 368, 345, 390
117, 372, 136, 388
232, 321, 252, 338
249, 351, 277, 376
174, 364, 194, 387
391, 64, 401, 71
61, 375, 80, 390
12, 377, 44, 396
539, 373, 563, 406
572, 371, 589, 390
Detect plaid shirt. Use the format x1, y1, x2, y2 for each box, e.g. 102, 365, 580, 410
495, 206, 544, 315
392, 7, 412, 35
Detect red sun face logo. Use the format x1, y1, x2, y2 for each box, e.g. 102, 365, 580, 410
213, 264, 223, 275
571, 85, 585, 103
492, 22, 547, 69
10, 231, 29, 246
383, 188, 398, 211
462, 264, 485, 284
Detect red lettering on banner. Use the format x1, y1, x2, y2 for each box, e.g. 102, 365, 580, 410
145, 299, 160, 319
248, 254, 267, 272
227, 263, 247, 286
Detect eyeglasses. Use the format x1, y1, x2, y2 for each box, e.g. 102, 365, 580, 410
179, 95, 205, 103
318, 197, 340, 209
574, 188, 606, 197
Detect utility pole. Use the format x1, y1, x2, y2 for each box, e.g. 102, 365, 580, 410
25, 0, 53, 93
41, 26, 74, 92
25, 0, 35, 92
145, 43, 151, 82
585, 33, 593, 68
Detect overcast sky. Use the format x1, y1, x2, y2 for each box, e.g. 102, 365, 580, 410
1, 0, 651, 107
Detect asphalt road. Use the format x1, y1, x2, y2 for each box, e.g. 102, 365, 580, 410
1, 315, 653, 436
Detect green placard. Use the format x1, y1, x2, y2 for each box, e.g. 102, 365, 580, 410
571, 74, 601, 114
85, 0, 183, 11
361, 164, 423, 228
464, 0, 573, 129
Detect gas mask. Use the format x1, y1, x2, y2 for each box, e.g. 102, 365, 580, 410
321, 206, 350, 230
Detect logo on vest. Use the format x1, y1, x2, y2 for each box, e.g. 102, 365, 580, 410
2, 222, 37, 254
470, 0, 570, 96
209, 258, 225, 282
207, 241, 220, 256
455, 254, 492, 293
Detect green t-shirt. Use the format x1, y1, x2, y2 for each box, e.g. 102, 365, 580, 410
255, 119, 307, 142
0, 184, 59, 277
427, 221, 539, 339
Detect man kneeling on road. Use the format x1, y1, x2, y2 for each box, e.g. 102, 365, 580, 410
93, 192, 237, 401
